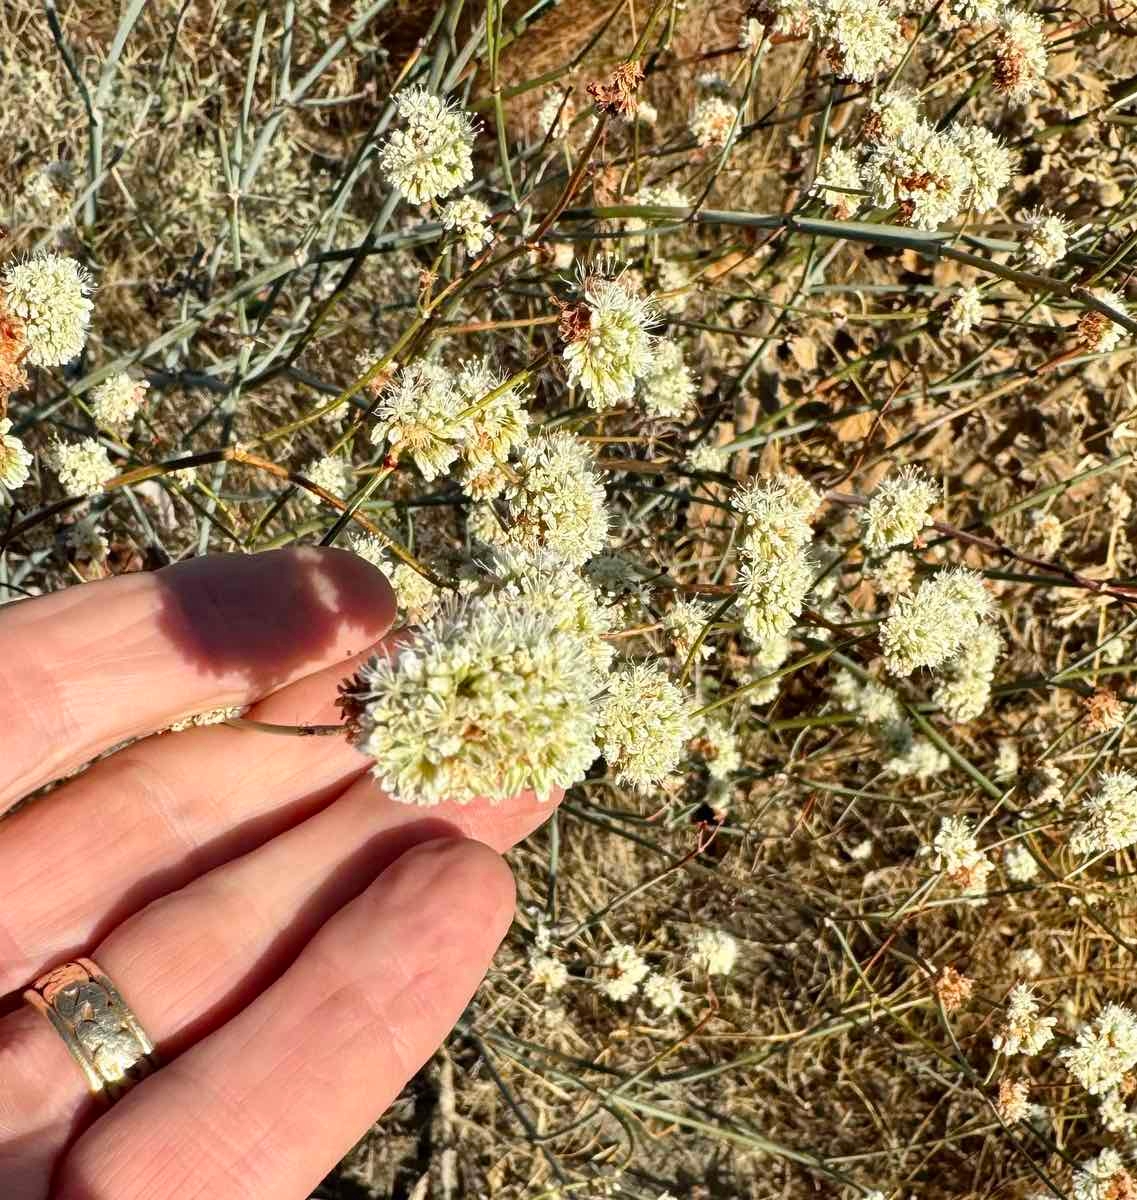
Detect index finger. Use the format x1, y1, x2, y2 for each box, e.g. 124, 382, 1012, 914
0, 547, 395, 812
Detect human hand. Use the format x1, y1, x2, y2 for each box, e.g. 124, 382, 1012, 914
0, 548, 551, 1200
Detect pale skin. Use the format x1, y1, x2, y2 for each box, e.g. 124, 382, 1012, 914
0, 547, 554, 1200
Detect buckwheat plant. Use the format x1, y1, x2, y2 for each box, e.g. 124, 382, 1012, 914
6, 0, 1137, 1188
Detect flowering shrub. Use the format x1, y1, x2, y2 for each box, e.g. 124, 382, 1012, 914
5, 0, 1137, 1192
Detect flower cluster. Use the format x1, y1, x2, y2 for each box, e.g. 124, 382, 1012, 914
500, 431, 609, 566
379, 87, 477, 205
0, 417, 33, 493
880, 567, 995, 675
1061, 1003, 1137, 1095
343, 594, 600, 806
638, 338, 697, 419
561, 270, 657, 411
933, 623, 1001, 722
2, 253, 94, 367
597, 661, 694, 790
861, 466, 937, 554
48, 437, 115, 496
992, 984, 1058, 1057
370, 360, 469, 482
90, 372, 149, 431
732, 474, 819, 645
930, 814, 993, 892
600, 943, 650, 1002
690, 928, 738, 976
1069, 770, 1137, 857
439, 195, 493, 254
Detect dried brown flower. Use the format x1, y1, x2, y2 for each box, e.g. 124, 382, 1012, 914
587, 60, 644, 116
1077, 308, 1112, 352
933, 965, 974, 1013
557, 300, 592, 345
995, 1076, 1030, 1123
1084, 688, 1126, 733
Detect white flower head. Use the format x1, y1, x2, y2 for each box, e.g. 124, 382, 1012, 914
1073, 1150, 1134, 1200
488, 544, 614, 682
862, 466, 937, 554
945, 285, 985, 337
690, 95, 737, 148
813, 0, 907, 83
530, 953, 569, 993
929, 814, 992, 891
933, 622, 1001, 722
345, 594, 600, 806
0, 417, 33, 492
455, 356, 530, 476
2, 253, 94, 367
440, 195, 492, 254
993, 10, 1049, 104
89, 372, 149, 431
379, 87, 477, 205
881, 567, 994, 676
371, 360, 469, 481
887, 736, 951, 780
690, 928, 738, 976
951, 125, 1015, 213
864, 119, 969, 230
643, 973, 684, 1014
992, 984, 1057, 1056
664, 597, 716, 662
601, 942, 650, 1001
303, 454, 352, 502
503, 431, 609, 566
1061, 1003, 1137, 1095
1021, 207, 1070, 268
48, 436, 114, 496
598, 661, 694, 790
815, 143, 865, 217
1070, 769, 1137, 856
701, 717, 742, 781
1077, 289, 1130, 355
1004, 843, 1039, 882
638, 338, 697, 419
561, 270, 657, 411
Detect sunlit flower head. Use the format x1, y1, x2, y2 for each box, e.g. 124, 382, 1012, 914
1070, 769, 1137, 856
1061, 1003, 1137, 1095
344, 595, 600, 806
503, 431, 609, 566
690, 96, 737, 148
561, 270, 657, 411
690, 928, 738, 976
2, 253, 94, 367
597, 661, 694, 790
90, 372, 149, 431
440, 194, 492, 254
1020, 207, 1070, 268
48, 436, 114, 496
813, 0, 907, 83
993, 10, 1049, 103
379, 87, 477, 205
881, 567, 994, 676
0, 417, 33, 492
370, 360, 469, 481
861, 466, 937, 554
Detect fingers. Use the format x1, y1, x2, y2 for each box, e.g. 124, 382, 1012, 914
56, 839, 515, 1200
0, 772, 546, 1197
0, 547, 395, 811
0, 651, 379, 995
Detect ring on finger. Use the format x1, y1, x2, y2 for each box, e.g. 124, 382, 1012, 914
23, 956, 160, 1105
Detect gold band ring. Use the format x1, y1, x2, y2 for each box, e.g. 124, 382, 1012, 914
24, 957, 159, 1104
